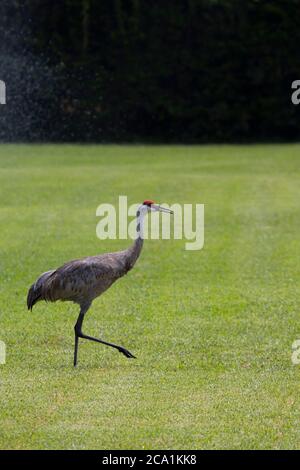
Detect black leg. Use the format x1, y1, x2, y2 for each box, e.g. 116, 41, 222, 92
74, 303, 90, 367
74, 334, 79, 367
73, 304, 136, 366
78, 332, 136, 359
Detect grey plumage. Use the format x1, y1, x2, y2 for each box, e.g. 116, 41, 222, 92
27, 270, 56, 311
27, 239, 143, 311
27, 201, 172, 366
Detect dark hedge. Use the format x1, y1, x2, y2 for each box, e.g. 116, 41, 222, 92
0, 0, 300, 142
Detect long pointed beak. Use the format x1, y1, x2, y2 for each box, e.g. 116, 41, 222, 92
152, 204, 173, 214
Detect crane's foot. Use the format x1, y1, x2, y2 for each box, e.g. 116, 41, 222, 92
118, 346, 136, 359
74, 327, 136, 362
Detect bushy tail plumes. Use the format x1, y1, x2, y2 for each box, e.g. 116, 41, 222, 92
27, 284, 40, 311
27, 270, 55, 311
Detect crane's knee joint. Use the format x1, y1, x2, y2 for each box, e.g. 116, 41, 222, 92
74, 324, 83, 337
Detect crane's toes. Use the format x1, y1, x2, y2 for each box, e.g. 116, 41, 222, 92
119, 347, 136, 359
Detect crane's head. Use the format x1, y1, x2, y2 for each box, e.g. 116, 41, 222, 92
142, 200, 173, 214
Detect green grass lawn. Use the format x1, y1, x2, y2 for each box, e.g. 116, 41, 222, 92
0, 144, 299, 450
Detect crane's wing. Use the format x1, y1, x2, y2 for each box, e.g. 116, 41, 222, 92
40, 254, 126, 303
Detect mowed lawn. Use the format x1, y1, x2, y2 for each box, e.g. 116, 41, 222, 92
0, 144, 299, 450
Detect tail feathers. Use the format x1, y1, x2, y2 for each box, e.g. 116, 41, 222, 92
27, 284, 41, 311
27, 270, 55, 311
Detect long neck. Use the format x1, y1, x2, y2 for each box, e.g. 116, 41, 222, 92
124, 209, 145, 270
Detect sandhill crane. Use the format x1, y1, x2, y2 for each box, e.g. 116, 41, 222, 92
27, 200, 173, 366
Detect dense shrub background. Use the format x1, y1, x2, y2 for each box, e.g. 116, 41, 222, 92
0, 0, 300, 142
